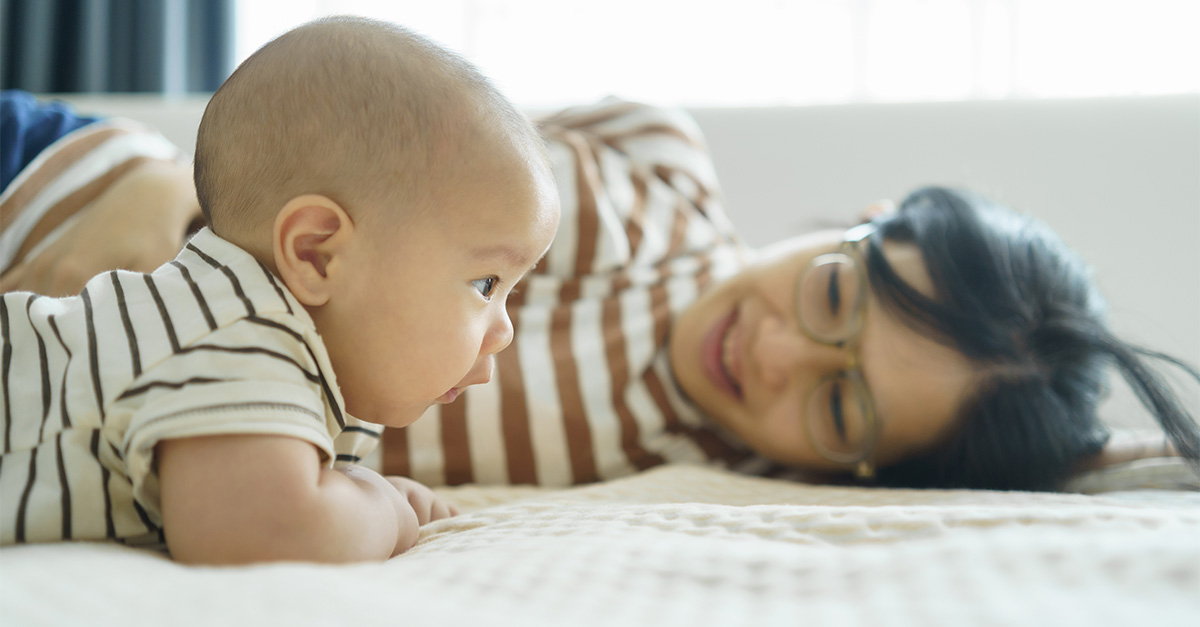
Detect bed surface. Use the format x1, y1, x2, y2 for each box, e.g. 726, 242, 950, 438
3, 464, 1198, 626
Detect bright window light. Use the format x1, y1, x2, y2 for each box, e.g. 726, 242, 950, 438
234, 0, 1200, 107
865, 0, 974, 101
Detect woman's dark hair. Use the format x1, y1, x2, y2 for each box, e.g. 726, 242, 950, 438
863, 186, 1199, 491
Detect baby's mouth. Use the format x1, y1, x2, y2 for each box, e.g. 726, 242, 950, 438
436, 387, 460, 404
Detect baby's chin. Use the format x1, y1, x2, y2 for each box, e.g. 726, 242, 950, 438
344, 400, 431, 429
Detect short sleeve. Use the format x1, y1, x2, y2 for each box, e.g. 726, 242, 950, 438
109, 317, 341, 522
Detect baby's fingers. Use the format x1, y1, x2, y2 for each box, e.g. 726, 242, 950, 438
400, 489, 432, 525
385, 476, 457, 525
429, 499, 459, 522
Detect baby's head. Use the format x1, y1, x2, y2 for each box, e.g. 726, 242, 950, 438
194, 17, 559, 426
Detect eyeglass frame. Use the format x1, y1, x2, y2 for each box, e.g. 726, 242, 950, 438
794, 222, 880, 479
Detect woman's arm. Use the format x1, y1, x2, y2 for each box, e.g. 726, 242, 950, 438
1, 159, 202, 296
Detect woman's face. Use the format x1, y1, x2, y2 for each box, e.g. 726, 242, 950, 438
668, 225, 979, 474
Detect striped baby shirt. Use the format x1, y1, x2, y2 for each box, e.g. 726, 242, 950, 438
0, 228, 382, 546
381, 99, 776, 487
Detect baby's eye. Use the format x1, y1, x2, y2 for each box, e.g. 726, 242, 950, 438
472, 277, 499, 299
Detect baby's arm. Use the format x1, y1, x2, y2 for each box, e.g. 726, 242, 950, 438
157, 434, 418, 565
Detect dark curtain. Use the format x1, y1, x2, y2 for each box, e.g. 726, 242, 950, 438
0, 0, 234, 93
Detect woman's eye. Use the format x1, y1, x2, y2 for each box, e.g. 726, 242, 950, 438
827, 264, 842, 316
829, 379, 847, 442
472, 277, 498, 299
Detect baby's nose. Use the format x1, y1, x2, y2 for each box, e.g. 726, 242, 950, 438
484, 309, 515, 355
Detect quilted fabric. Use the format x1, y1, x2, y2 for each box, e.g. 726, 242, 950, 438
2, 464, 1198, 626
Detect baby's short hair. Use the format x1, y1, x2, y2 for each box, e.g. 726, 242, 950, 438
194, 16, 536, 240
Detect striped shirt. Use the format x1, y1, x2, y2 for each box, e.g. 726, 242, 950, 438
0, 228, 381, 546
381, 99, 773, 487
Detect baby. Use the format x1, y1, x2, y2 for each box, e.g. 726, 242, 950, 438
0, 17, 559, 564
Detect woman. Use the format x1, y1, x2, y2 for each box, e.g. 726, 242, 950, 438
383, 99, 1198, 491
4, 95, 1196, 491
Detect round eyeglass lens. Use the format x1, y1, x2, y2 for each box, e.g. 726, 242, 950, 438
804, 374, 872, 460
796, 253, 865, 344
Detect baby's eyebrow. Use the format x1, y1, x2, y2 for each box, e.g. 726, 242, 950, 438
472, 245, 538, 271
525, 251, 549, 276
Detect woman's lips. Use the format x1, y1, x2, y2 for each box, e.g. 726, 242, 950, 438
436, 387, 460, 404
723, 313, 744, 390
700, 306, 744, 401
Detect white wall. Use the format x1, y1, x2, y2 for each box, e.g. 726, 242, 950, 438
57, 94, 1200, 429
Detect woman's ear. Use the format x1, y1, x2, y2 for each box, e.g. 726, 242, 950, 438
273, 195, 355, 307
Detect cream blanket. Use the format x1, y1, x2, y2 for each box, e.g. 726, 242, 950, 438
2, 464, 1198, 626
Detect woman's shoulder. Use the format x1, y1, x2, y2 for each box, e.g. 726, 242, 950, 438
532, 97, 740, 280
536, 97, 707, 147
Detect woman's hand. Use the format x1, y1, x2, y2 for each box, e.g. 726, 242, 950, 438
1074, 431, 1179, 473
1, 160, 202, 297
859, 199, 896, 223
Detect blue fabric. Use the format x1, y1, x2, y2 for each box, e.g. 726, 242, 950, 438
1, 90, 102, 191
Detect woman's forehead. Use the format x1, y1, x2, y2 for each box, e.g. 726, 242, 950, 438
753, 228, 843, 262
875, 240, 938, 298
754, 230, 935, 299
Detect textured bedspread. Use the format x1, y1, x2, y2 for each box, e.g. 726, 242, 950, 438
3, 464, 1198, 626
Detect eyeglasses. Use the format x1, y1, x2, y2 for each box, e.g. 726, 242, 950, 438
794, 222, 880, 479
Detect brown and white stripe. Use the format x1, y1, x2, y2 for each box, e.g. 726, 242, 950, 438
0, 119, 181, 272
381, 99, 759, 487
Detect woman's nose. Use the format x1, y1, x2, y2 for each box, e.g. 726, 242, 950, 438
751, 313, 846, 392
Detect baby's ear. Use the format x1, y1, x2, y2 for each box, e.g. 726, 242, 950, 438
273, 195, 354, 306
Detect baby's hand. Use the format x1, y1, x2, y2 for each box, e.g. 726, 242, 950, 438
386, 476, 460, 525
